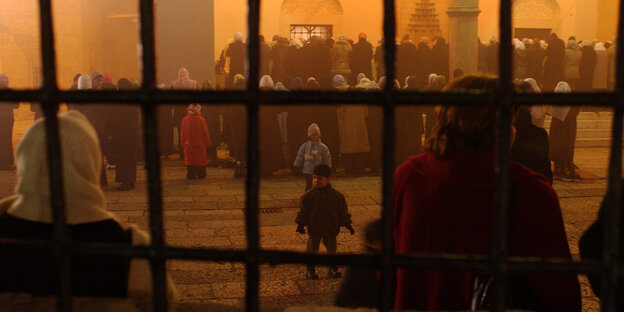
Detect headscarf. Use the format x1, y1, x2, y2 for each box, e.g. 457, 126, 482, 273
234, 32, 243, 42
171, 67, 197, 90
259, 75, 274, 89
524, 78, 542, 93
333, 74, 346, 87
554, 81, 571, 93
595, 42, 607, 52
233, 74, 246, 86
102, 73, 113, 84
293, 38, 303, 49
567, 40, 579, 50
305, 77, 320, 90
338, 35, 346, 41
8, 111, 113, 224
356, 78, 371, 89
274, 82, 289, 91
366, 81, 380, 91
356, 73, 367, 84
291, 77, 304, 90
552, 82, 571, 121
187, 103, 201, 115
90, 71, 103, 82
582, 40, 592, 47
427, 73, 438, 87
77, 75, 92, 90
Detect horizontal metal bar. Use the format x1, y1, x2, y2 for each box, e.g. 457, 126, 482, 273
0, 90, 616, 107
0, 240, 608, 275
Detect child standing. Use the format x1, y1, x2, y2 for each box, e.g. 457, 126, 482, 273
180, 104, 211, 179
293, 123, 331, 191
295, 164, 355, 279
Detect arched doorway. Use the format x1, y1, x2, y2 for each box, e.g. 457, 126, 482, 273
512, 0, 561, 40
280, 0, 344, 41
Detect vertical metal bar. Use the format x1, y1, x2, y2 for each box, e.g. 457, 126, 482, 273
138, 0, 167, 311
601, 1, 624, 309
380, 0, 397, 311
246, 0, 261, 311
493, 0, 513, 311
38, 1, 71, 311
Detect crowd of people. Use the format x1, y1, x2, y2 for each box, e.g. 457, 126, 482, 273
0, 30, 622, 311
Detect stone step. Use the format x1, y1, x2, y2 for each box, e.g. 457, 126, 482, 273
544, 119, 613, 129
576, 138, 613, 147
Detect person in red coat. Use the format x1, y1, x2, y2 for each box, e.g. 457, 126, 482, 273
180, 104, 211, 179
393, 75, 581, 311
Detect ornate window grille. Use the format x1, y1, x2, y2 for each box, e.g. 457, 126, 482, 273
289, 24, 333, 41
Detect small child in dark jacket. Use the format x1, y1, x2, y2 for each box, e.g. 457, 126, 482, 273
293, 123, 331, 191
295, 164, 354, 279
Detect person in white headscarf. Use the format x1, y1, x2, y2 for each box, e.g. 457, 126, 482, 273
259, 74, 275, 90
226, 31, 247, 87
593, 42, 609, 90
523, 78, 548, 127
0, 110, 177, 298
563, 40, 581, 90
548, 82, 581, 181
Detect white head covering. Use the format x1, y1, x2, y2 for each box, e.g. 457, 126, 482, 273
274, 82, 288, 91
523, 78, 541, 93
77, 75, 92, 90
427, 73, 438, 87
366, 81, 380, 91
567, 40, 579, 50
552, 82, 572, 121
234, 32, 243, 42
356, 73, 366, 84
595, 42, 607, 52
356, 78, 371, 89
259, 75, 274, 89
8, 111, 113, 224
293, 38, 303, 49
539, 40, 547, 48
582, 40, 592, 47
554, 81, 571, 93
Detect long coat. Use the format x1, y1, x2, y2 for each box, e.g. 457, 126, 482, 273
563, 48, 581, 82
393, 150, 581, 311
542, 37, 565, 91
337, 105, 370, 154
579, 46, 596, 91
0, 100, 18, 167
180, 112, 211, 166
331, 39, 352, 76
593, 49, 608, 89
350, 39, 373, 79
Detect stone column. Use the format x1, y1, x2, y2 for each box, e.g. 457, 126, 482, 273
447, 0, 480, 75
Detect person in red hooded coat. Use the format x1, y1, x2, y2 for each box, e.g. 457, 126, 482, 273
180, 104, 211, 179
393, 75, 581, 311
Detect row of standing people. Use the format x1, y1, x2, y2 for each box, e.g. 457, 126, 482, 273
222, 31, 453, 90
513, 33, 617, 92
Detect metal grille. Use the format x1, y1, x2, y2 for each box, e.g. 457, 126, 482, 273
289, 24, 333, 41
0, 0, 622, 311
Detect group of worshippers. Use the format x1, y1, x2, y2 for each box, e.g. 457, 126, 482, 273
222, 31, 453, 90
512, 33, 617, 92
64, 71, 142, 191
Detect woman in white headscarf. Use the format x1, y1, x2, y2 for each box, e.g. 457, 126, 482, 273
563, 40, 581, 90
548, 82, 580, 181
0, 111, 176, 298
593, 42, 609, 90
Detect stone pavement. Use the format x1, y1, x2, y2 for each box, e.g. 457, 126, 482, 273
0, 147, 616, 311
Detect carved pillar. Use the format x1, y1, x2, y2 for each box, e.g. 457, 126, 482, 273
447, 0, 480, 75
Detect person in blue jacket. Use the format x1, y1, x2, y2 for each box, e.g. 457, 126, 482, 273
293, 123, 331, 191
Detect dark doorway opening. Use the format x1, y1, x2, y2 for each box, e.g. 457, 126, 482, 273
514, 28, 552, 41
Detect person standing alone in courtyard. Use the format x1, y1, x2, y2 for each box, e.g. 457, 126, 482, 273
295, 164, 355, 280
180, 104, 211, 179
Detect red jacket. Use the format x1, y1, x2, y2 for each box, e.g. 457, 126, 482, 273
180, 112, 211, 166
393, 150, 581, 311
